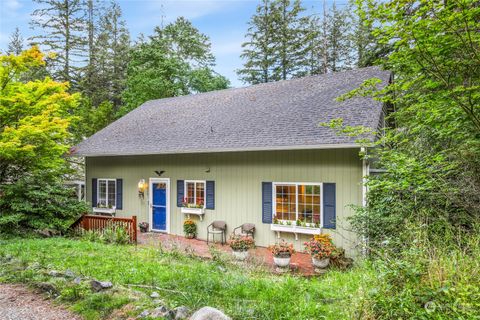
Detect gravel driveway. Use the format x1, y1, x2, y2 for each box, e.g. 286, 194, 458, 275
0, 284, 82, 320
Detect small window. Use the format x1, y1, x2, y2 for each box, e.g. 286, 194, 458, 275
273, 182, 322, 227
184, 180, 205, 207
97, 178, 116, 208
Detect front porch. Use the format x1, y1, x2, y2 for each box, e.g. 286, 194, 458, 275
138, 232, 316, 276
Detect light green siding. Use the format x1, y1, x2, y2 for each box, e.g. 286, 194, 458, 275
86, 148, 363, 255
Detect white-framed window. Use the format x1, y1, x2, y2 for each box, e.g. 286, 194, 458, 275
184, 180, 206, 207
97, 178, 116, 208
273, 182, 322, 227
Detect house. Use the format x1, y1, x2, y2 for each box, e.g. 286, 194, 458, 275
72, 66, 391, 255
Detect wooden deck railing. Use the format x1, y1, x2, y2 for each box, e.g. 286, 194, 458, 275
71, 214, 137, 243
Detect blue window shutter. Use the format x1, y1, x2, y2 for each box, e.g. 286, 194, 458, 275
177, 180, 184, 207
323, 183, 336, 229
92, 178, 97, 207
206, 181, 215, 209
262, 182, 273, 224
116, 179, 123, 210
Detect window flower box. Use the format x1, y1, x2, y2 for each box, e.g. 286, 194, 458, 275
271, 224, 321, 240
181, 207, 205, 221
93, 207, 116, 215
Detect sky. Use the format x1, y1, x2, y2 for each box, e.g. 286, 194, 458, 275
0, 0, 347, 87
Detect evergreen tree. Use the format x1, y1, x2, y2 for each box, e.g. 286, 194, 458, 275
326, 2, 353, 72
30, 0, 87, 87
237, 0, 276, 84
85, 0, 130, 109
271, 0, 308, 80
238, 0, 309, 84
7, 27, 24, 55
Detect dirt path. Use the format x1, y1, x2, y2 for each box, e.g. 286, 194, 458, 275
0, 284, 82, 320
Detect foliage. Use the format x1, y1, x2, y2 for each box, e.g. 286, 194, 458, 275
354, 227, 480, 319
119, 17, 229, 117
78, 223, 131, 245
0, 175, 88, 233
0, 47, 78, 184
228, 235, 255, 252
304, 234, 335, 259
183, 219, 197, 236
268, 239, 295, 257
0, 237, 374, 319
30, 0, 87, 87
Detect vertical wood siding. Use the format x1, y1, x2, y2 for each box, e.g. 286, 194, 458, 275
85, 148, 363, 255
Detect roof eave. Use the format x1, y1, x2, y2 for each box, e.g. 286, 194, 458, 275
71, 143, 363, 157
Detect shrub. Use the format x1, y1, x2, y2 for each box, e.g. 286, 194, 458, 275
228, 235, 255, 251
304, 234, 335, 259
0, 176, 89, 234
183, 219, 197, 238
268, 240, 295, 257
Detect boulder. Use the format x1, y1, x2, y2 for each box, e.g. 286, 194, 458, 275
173, 306, 190, 319
138, 310, 150, 318
48, 270, 62, 277
90, 280, 113, 292
65, 269, 76, 278
150, 291, 160, 298
190, 307, 231, 320
150, 306, 169, 318
73, 277, 82, 285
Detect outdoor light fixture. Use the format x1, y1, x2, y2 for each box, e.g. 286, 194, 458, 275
138, 179, 147, 198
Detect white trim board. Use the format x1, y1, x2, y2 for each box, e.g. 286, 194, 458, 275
149, 178, 171, 233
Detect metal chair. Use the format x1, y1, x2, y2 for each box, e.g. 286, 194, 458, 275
207, 221, 227, 245
233, 223, 256, 239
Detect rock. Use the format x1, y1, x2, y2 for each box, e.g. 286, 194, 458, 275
90, 280, 113, 292
173, 306, 189, 319
152, 299, 165, 305
65, 269, 76, 278
36, 282, 57, 294
150, 291, 160, 298
138, 310, 150, 318
190, 307, 231, 320
150, 306, 169, 318
73, 277, 82, 284
48, 270, 62, 277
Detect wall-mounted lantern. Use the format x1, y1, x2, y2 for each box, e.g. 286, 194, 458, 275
138, 179, 148, 198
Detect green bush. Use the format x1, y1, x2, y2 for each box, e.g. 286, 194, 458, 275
355, 227, 480, 319
79, 224, 131, 245
0, 175, 89, 234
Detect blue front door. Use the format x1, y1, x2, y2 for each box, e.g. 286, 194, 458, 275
152, 181, 168, 231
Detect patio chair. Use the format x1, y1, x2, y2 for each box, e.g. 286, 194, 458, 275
233, 223, 256, 239
207, 221, 227, 245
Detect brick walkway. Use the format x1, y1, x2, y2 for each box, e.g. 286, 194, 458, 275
138, 232, 315, 276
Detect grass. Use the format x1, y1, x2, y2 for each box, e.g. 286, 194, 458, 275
0, 237, 374, 319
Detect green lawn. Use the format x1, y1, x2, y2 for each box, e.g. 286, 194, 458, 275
0, 237, 374, 319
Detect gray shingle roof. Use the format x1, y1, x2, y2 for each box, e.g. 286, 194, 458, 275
72, 66, 391, 157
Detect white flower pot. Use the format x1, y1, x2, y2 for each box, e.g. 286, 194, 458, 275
232, 250, 249, 261
273, 255, 291, 268
312, 257, 330, 269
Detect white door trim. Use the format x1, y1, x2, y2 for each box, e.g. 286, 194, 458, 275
149, 178, 170, 233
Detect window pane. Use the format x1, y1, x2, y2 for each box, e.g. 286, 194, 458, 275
98, 180, 107, 206
298, 185, 320, 224
275, 184, 296, 221
196, 182, 205, 205
186, 182, 195, 204
108, 180, 116, 208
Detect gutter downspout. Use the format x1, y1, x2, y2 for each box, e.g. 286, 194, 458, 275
361, 147, 369, 257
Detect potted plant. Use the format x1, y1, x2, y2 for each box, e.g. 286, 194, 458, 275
268, 240, 295, 271
228, 235, 255, 261
304, 234, 335, 272
139, 222, 149, 233
183, 219, 197, 239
